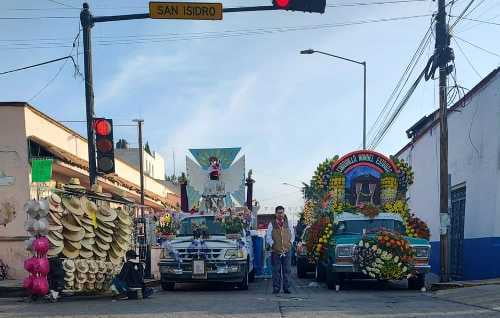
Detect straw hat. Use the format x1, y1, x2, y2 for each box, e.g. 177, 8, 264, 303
81, 222, 94, 233
117, 189, 135, 203
51, 230, 63, 240
47, 233, 63, 247
91, 184, 112, 198
96, 206, 117, 222
75, 273, 87, 284
67, 240, 81, 250
76, 259, 89, 273
109, 254, 122, 265
117, 214, 132, 226
63, 259, 76, 272
95, 230, 112, 243
95, 238, 110, 251
48, 193, 64, 213
97, 219, 115, 228
96, 272, 105, 283
62, 196, 84, 216
64, 178, 85, 191
64, 273, 74, 282
61, 215, 81, 232
63, 228, 85, 242
109, 245, 123, 258
97, 261, 106, 272
81, 216, 94, 226
97, 225, 113, 235
93, 247, 106, 258
84, 231, 95, 238
79, 248, 93, 259
88, 260, 98, 274
48, 211, 62, 226
105, 262, 114, 274
48, 224, 63, 232
117, 226, 132, 235
48, 245, 63, 256
63, 245, 80, 259
81, 197, 98, 218
74, 282, 84, 290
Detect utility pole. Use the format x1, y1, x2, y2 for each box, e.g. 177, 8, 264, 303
436, 0, 450, 283
80, 3, 97, 186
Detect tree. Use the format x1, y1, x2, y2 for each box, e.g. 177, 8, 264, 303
144, 141, 152, 155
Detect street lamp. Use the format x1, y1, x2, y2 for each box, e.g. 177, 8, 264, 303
300, 49, 367, 149
282, 182, 302, 190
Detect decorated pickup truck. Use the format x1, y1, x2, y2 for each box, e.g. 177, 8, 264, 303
158, 210, 254, 290
301, 150, 431, 290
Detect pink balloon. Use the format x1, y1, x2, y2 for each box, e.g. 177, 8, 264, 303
33, 258, 50, 275
31, 276, 49, 295
32, 237, 50, 255
22, 276, 35, 290
24, 257, 36, 273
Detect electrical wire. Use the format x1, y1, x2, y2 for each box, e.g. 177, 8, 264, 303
46, 0, 79, 10
450, 0, 476, 31
0, 14, 431, 50
453, 35, 500, 58
452, 37, 482, 78
366, 22, 433, 147
0, 55, 77, 75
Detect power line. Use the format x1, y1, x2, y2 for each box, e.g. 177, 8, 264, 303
452, 37, 482, 78
0, 16, 77, 20
453, 35, 500, 58
452, 16, 500, 26
0, 55, 77, 76
0, 14, 431, 50
46, 0, 79, 10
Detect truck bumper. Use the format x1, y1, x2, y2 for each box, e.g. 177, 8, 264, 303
159, 260, 246, 283
331, 264, 432, 274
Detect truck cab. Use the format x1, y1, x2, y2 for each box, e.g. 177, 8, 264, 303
159, 214, 254, 291
320, 212, 431, 290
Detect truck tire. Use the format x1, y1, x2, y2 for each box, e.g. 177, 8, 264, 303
297, 259, 307, 279
161, 282, 175, 291
408, 273, 425, 290
315, 263, 326, 282
249, 269, 256, 283
237, 264, 249, 290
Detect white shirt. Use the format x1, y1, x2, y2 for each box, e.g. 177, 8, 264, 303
265, 221, 295, 247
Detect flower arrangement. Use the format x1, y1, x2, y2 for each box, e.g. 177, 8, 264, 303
406, 214, 430, 240
215, 207, 250, 234
353, 230, 414, 280
156, 213, 178, 236
383, 200, 410, 221
328, 172, 346, 203
391, 156, 414, 196
303, 200, 317, 226
357, 203, 380, 219
305, 217, 332, 261
380, 173, 398, 205
310, 157, 339, 195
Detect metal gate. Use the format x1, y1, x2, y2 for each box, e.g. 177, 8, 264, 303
450, 186, 466, 280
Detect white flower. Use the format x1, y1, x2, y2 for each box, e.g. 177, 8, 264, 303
358, 241, 364, 247
377, 249, 382, 255
362, 270, 367, 275
371, 245, 378, 251
394, 256, 399, 263
402, 266, 407, 272
365, 242, 370, 248
369, 273, 375, 278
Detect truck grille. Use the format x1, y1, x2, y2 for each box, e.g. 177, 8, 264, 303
176, 248, 223, 260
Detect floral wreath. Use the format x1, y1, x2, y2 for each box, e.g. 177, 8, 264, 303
353, 230, 414, 280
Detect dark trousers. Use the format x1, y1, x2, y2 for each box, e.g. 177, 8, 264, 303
271, 251, 291, 291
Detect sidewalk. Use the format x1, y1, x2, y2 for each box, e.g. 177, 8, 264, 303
0, 278, 161, 298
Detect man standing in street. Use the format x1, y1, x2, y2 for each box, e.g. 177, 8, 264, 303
266, 206, 294, 294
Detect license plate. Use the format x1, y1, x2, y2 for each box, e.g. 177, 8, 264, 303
193, 260, 205, 275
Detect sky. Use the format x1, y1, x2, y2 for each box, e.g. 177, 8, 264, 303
1, 0, 499, 223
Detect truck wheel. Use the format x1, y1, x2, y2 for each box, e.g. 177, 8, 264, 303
161, 282, 175, 291
326, 270, 338, 290
249, 268, 256, 283
315, 263, 326, 282
408, 273, 425, 290
237, 264, 249, 290
297, 259, 307, 279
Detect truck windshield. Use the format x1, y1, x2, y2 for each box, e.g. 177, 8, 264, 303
336, 219, 406, 235
178, 216, 225, 236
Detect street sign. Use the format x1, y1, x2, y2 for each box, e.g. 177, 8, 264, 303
149, 2, 223, 20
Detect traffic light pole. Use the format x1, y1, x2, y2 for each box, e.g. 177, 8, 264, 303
81, 3, 97, 186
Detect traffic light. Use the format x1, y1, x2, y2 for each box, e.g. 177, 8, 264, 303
273, 0, 326, 14
93, 118, 115, 174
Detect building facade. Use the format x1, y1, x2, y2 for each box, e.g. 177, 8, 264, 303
115, 142, 166, 181
0, 102, 180, 279
396, 68, 500, 280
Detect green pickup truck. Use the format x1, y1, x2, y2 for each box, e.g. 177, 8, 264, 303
316, 212, 431, 290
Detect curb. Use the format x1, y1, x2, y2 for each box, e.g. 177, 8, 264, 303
431, 280, 500, 291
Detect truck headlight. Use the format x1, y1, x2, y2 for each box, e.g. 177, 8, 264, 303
161, 246, 177, 260
224, 249, 244, 259
412, 246, 430, 258
336, 245, 354, 258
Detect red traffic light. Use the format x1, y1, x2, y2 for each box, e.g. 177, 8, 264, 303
274, 0, 290, 9
96, 139, 113, 153
94, 119, 112, 136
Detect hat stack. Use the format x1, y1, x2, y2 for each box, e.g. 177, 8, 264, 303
63, 178, 86, 194
93, 206, 116, 261
47, 194, 64, 257
61, 196, 85, 259
108, 207, 132, 265
80, 197, 97, 259
63, 259, 76, 290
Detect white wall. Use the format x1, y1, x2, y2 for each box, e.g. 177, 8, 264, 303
115, 148, 166, 180
398, 71, 500, 240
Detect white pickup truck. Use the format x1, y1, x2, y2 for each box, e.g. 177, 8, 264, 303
159, 214, 255, 290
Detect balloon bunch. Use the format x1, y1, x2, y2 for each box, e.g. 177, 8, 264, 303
23, 200, 51, 296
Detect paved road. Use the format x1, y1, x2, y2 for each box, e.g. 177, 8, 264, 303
1, 272, 499, 318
